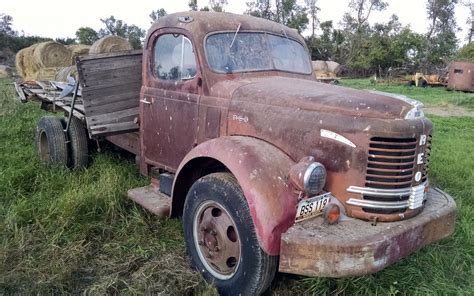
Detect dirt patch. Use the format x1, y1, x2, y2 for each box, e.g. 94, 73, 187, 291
425, 105, 474, 117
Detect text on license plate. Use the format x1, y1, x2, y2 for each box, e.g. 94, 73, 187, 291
295, 192, 331, 222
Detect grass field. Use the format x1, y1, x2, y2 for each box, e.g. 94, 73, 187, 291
1, 78, 473, 295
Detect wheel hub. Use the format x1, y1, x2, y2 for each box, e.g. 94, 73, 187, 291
193, 201, 241, 280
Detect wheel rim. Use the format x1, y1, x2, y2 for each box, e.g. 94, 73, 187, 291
38, 130, 49, 161
193, 200, 241, 280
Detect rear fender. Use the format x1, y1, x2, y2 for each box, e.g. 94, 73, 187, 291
172, 136, 297, 255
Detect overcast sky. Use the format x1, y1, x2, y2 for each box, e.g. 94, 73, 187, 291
2, 0, 470, 43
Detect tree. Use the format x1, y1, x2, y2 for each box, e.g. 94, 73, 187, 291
461, 0, 474, 43
209, 0, 228, 12
75, 27, 99, 45
0, 13, 14, 36
98, 16, 146, 49
424, 0, 458, 68
150, 9, 167, 24
189, 0, 198, 11
305, 0, 320, 38
245, 0, 309, 33
55, 37, 76, 45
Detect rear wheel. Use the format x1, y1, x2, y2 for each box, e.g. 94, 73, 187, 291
61, 117, 89, 169
35, 116, 68, 167
183, 173, 277, 296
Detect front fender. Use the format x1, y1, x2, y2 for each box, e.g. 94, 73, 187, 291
172, 136, 297, 255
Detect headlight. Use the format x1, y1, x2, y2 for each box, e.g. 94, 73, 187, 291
303, 162, 326, 195
289, 157, 327, 195
405, 105, 425, 120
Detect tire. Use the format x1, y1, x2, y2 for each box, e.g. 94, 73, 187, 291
183, 173, 278, 296
407, 80, 416, 87
61, 117, 89, 169
420, 79, 428, 88
35, 116, 68, 167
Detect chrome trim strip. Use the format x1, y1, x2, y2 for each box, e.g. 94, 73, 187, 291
346, 198, 408, 209
347, 185, 412, 197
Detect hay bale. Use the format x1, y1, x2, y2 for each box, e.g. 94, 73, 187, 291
67, 44, 90, 64
326, 61, 341, 74
23, 44, 41, 80
15, 48, 28, 78
33, 41, 72, 68
89, 36, 133, 54
37, 67, 63, 81
312, 60, 328, 72
0, 65, 13, 78
55, 66, 78, 82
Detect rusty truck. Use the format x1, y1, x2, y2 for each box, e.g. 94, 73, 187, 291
16, 11, 456, 296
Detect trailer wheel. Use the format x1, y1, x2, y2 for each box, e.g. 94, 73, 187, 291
183, 173, 277, 296
35, 116, 68, 167
420, 79, 428, 88
61, 117, 89, 169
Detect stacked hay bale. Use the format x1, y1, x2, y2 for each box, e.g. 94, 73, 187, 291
67, 44, 91, 64
15, 37, 133, 81
312, 60, 341, 79
89, 36, 133, 54
15, 41, 72, 81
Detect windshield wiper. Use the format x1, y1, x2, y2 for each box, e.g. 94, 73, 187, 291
229, 23, 241, 49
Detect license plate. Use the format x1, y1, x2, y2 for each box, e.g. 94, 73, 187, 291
295, 192, 331, 222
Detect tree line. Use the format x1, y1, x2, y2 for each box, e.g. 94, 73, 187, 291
1, 0, 473, 76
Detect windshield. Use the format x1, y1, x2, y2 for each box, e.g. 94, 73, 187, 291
205, 32, 312, 75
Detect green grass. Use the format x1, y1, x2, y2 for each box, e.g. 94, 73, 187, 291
0, 78, 472, 295
340, 79, 474, 110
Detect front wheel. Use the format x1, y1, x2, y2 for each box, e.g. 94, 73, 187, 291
183, 173, 277, 296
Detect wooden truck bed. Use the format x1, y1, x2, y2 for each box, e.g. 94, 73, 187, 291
15, 50, 142, 154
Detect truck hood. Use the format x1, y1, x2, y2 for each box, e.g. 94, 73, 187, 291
211, 76, 420, 119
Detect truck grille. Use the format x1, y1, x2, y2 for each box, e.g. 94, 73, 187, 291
347, 136, 430, 215
366, 136, 417, 190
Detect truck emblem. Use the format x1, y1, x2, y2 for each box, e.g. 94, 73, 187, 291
419, 135, 427, 146
417, 153, 424, 164
415, 171, 422, 182
232, 114, 249, 123
320, 129, 356, 148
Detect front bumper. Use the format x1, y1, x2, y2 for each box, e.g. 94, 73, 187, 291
278, 187, 456, 277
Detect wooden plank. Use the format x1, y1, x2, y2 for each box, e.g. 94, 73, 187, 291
86, 97, 139, 115
81, 58, 142, 73
87, 107, 139, 123
82, 70, 142, 87
89, 121, 138, 135
83, 66, 142, 85
14, 83, 28, 103
83, 89, 139, 106
82, 81, 141, 99
78, 50, 142, 61
82, 75, 142, 91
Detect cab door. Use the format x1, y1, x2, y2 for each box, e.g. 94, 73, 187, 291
140, 30, 201, 171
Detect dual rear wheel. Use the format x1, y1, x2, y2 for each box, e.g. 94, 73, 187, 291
35, 116, 89, 169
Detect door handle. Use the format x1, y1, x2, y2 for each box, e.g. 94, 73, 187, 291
141, 97, 151, 105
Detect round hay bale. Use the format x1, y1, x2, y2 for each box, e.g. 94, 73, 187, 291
55, 66, 78, 82
33, 41, 72, 68
0, 65, 13, 79
89, 36, 133, 54
67, 44, 90, 64
312, 60, 328, 72
326, 61, 341, 74
15, 48, 28, 78
23, 44, 41, 80
37, 67, 63, 81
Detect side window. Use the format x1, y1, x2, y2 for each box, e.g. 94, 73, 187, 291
154, 34, 197, 81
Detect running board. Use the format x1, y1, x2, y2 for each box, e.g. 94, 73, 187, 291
127, 185, 171, 218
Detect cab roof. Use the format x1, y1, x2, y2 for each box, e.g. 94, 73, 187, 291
147, 11, 304, 44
